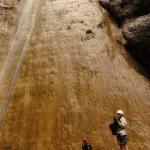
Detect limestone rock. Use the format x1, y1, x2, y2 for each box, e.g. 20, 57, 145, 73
123, 14, 150, 73
123, 14, 150, 46
99, 0, 150, 75
99, 0, 150, 22
0, 0, 150, 150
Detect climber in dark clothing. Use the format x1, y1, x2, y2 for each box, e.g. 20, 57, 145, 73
82, 137, 93, 150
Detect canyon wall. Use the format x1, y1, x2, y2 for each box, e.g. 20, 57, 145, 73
0, 0, 150, 150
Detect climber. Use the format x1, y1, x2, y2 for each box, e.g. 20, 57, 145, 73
82, 137, 93, 150
110, 110, 129, 150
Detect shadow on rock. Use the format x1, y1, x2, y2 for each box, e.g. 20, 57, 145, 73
99, 0, 150, 78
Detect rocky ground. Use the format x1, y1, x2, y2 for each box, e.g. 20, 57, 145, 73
99, 0, 150, 76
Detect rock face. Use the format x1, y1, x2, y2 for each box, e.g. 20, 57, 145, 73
0, 0, 150, 150
123, 15, 150, 45
99, 0, 150, 75
123, 14, 150, 72
99, 0, 150, 22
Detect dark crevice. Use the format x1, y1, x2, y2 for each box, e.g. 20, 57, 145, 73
125, 44, 150, 79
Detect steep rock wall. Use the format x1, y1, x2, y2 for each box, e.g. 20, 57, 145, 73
0, 0, 150, 150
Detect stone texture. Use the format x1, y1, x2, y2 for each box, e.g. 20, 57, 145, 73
0, 0, 150, 150
99, 0, 150, 23
122, 14, 150, 74
99, 0, 150, 75
123, 14, 150, 45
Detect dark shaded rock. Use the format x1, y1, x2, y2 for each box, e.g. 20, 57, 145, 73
99, 0, 150, 23
123, 14, 150, 73
99, 0, 150, 76
123, 14, 150, 46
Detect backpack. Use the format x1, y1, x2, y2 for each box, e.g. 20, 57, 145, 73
109, 119, 119, 135
82, 143, 93, 150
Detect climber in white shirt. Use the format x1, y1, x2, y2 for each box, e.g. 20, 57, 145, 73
115, 110, 129, 150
